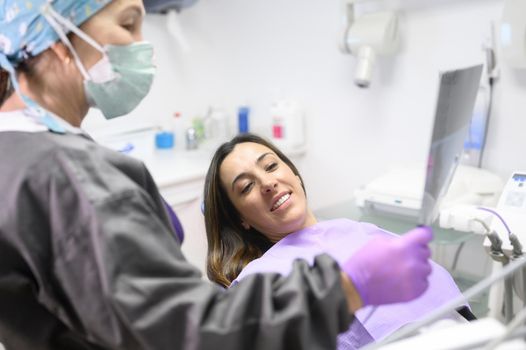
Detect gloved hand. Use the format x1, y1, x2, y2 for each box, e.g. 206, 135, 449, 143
343, 226, 433, 306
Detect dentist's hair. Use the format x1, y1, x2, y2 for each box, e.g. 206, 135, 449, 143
1, 52, 47, 106
0, 47, 73, 107
204, 133, 306, 288
0, 69, 13, 106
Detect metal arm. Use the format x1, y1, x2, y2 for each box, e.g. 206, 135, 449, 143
340, 0, 356, 53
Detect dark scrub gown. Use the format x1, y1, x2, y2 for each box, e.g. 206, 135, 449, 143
0, 114, 353, 350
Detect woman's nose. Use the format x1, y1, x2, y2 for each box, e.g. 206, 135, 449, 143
261, 178, 278, 193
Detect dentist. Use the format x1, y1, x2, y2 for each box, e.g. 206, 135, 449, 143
0, 1, 433, 349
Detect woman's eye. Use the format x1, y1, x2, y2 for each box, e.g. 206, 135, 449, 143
265, 163, 278, 172
241, 182, 254, 194
121, 22, 135, 31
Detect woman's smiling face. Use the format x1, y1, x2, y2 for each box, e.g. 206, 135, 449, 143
219, 142, 316, 242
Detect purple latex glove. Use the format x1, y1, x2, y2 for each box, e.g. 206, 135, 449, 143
343, 226, 433, 306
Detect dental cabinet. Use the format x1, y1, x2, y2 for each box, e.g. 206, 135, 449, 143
157, 161, 209, 276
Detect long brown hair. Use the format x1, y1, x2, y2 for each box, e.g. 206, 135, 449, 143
204, 133, 306, 287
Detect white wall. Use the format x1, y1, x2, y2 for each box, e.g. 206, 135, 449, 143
84, 0, 526, 210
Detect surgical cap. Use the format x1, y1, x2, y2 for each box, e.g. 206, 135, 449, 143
0, 0, 111, 67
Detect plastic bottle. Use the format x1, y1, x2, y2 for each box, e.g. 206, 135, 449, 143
238, 106, 250, 133
185, 127, 198, 150
155, 117, 176, 150
172, 112, 185, 148
270, 99, 306, 150
192, 116, 205, 142
204, 107, 231, 145
155, 130, 175, 149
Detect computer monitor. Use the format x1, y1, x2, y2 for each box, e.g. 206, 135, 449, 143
418, 64, 484, 226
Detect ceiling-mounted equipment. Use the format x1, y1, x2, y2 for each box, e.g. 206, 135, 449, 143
340, 0, 400, 88
144, 0, 198, 13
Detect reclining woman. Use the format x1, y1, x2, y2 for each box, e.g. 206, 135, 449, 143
204, 133, 472, 349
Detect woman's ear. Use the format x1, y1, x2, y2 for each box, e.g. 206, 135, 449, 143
49, 42, 72, 65
241, 221, 251, 230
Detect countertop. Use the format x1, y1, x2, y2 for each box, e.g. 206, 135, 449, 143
95, 128, 214, 188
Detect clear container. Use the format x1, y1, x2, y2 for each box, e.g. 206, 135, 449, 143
270, 99, 306, 150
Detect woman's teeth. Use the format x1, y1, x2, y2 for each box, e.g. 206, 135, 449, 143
272, 193, 291, 211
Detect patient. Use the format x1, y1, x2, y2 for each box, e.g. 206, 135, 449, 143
203, 133, 470, 348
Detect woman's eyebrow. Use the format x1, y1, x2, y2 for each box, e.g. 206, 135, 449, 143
256, 152, 273, 164
119, 5, 144, 20
231, 172, 249, 190
230, 152, 274, 190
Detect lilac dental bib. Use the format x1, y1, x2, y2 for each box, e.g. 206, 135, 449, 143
233, 219, 464, 346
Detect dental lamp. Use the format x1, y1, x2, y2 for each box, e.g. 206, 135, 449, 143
340, 0, 400, 88
143, 0, 197, 52
144, 0, 198, 13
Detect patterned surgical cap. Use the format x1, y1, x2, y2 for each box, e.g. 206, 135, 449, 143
0, 0, 111, 66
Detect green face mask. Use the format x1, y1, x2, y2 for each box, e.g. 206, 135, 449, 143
84, 42, 156, 119
41, 6, 156, 119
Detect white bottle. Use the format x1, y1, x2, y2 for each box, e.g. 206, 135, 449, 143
270, 99, 306, 150
172, 111, 186, 149
204, 107, 231, 146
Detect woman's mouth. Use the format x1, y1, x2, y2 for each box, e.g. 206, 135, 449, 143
271, 193, 291, 212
